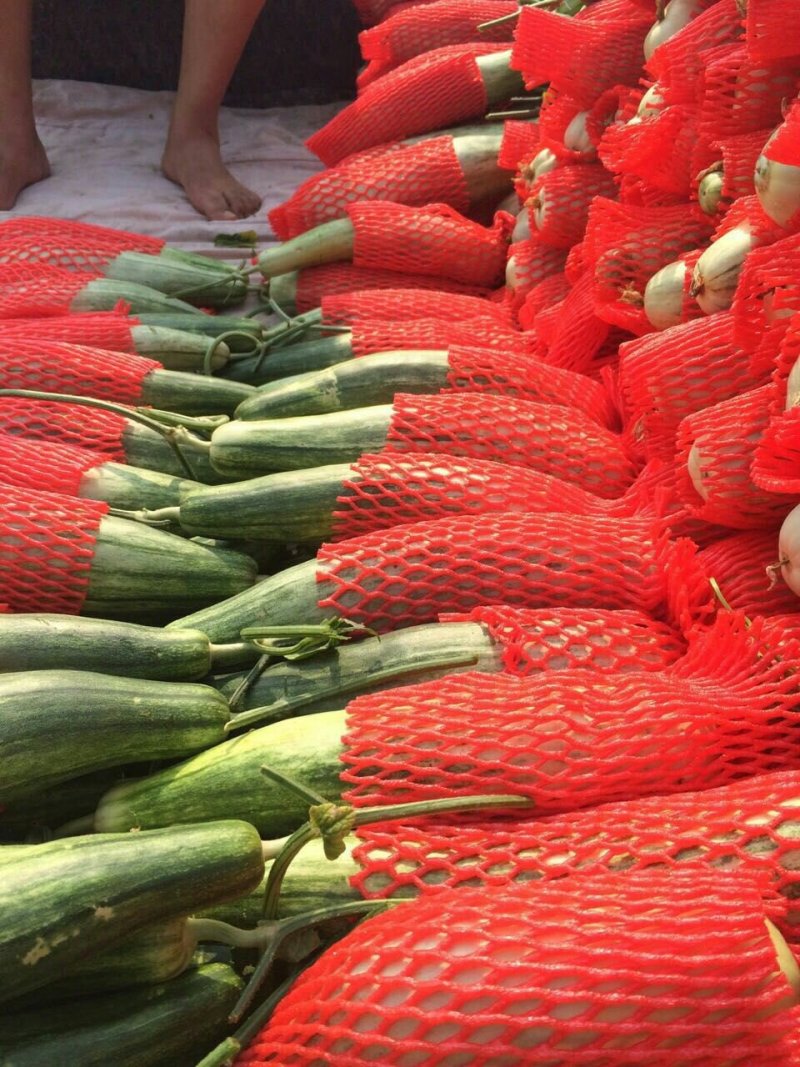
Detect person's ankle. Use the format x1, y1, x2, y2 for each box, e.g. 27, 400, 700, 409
0, 131, 51, 210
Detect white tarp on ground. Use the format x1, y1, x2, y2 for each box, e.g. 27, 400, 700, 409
0, 78, 341, 258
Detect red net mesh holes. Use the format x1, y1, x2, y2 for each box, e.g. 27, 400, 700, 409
0, 339, 160, 405
526, 163, 619, 250
315, 511, 668, 632
0, 216, 162, 272
599, 106, 706, 200
504, 236, 569, 318
321, 286, 513, 326
330, 452, 623, 541
731, 229, 800, 359
292, 263, 494, 314
384, 391, 637, 498
512, 0, 652, 109
306, 43, 508, 166
696, 45, 800, 145
341, 613, 800, 815
714, 127, 774, 204
348, 201, 512, 287
675, 384, 798, 529
444, 603, 686, 675
268, 135, 477, 240
0, 397, 129, 461
0, 263, 100, 318
239, 867, 800, 1067
0, 486, 108, 614
348, 317, 528, 359
746, 0, 800, 61
617, 312, 767, 462
528, 273, 613, 376
0, 432, 106, 497
444, 343, 619, 428
646, 0, 744, 104
500, 119, 541, 179
0, 311, 138, 353
752, 407, 800, 495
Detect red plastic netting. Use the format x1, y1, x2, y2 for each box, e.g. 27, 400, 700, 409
349, 317, 528, 358
504, 236, 569, 317
306, 43, 507, 166
0, 263, 100, 318
646, 0, 743, 102
0, 397, 129, 460
662, 532, 797, 634
618, 312, 768, 461
0, 216, 163, 272
351, 0, 438, 28
499, 119, 540, 175
675, 384, 797, 529
511, 0, 651, 109
0, 432, 104, 497
696, 45, 800, 145
516, 271, 570, 329
443, 603, 685, 674
715, 127, 773, 204
731, 230, 800, 358
535, 273, 613, 375
753, 407, 800, 495
0, 311, 137, 352
444, 342, 619, 427
321, 287, 512, 325
357, 0, 516, 89
0, 485, 107, 613
536, 92, 599, 165
599, 106, 705, 199
0, 339, 159, 405
329, 451, 625, 541
348, 201, 512, 287
293, 262, 494, 314
746, 0, 800, 61
384, 391, 637, 497
240, 866, 800, 1066
526, 163, 619, 250
583, 199, 714, 333
340, 613, 800, 815
315, 511, 668, 631
268, 135, 476, 240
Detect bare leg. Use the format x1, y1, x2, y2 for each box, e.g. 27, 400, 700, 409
162, 0, 266, 220
0, 0, 51, 209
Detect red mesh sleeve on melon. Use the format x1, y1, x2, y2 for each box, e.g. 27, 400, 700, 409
330, 451, 615, 541
0, 264, 101, 318
516, 271, 570, 329
746, 0, 800, 61
599, 106, 707, 199
697, 45, 800, 144
442, 604, 686, 674
646, 0, 743, 99
753, 408, 800, 494
306, 44, 501, 166
315, 511, 667, 631
618, 312, 768, 461
240, 866, 800, 1066
505, 236, 569, 317
527, 163, 619, 250
536, 273, 613, 374
293, 262, 493, 313
384, 390, 636, 497
0, 397, 128, 460
0, 432, 104, 497
732, 230, 800, 356
321, 286, 511, 325
1, 312, 137, 353
0, 340, 160, 405
537, 92, 599, 164
349, 317, 526, 356
512, 0, 650, 108
0, 486, 108, 613
359, 1, 517, 66
268, 136, 472, 240
716, 127, 772, 202
340, 614, 800, 814
675, 384, 797, 529
0, 216, 163, 272
444, 342, 619, 427
348, 201, 512, 287
499, 118, 540, 173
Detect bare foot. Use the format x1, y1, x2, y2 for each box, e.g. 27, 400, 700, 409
0, 133, 50, 210
161, 128, 262, 221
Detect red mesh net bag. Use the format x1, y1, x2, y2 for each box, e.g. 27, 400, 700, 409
384, 391, 637, 498
696, 45, 800, 144
268, 135, 478, 240
341, 612, 800, 815
731, 230, 800, 358
504, 236, 569, 317
330, 452, 626, 541
599, 106, 706, 200
315, 511, 668, 631
714, 127, 773, 204
0, 263, 101, 318
240, 866, 800, 1066
0, 432, 107, 497
534, 273, 613, 375
746, 0, 800, 61
348, 317, 528, 358
357, 0, 517, 89
675, 384, 798, 529
321, 286, 512, 325
618, 312, 768, 462
535, 91, 601, 165
444, 603, 686, 675
0, 485, 108, 614
444, 342, 619, 428
306, 43, 508, 166
512, 0, 651, 109
646, 0, 743, 102
0, 339, 160, 405
499, 119, 541, 176
348, 200, 512, 287
753, 407, 800, 494
0, 311, 138, 353
515, 271, 570, 328
662, 532, 798, 635
292, 262, 494, 314
0, 216, 162, 272
0, 397, 129, 460
526, 163, 619, 250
